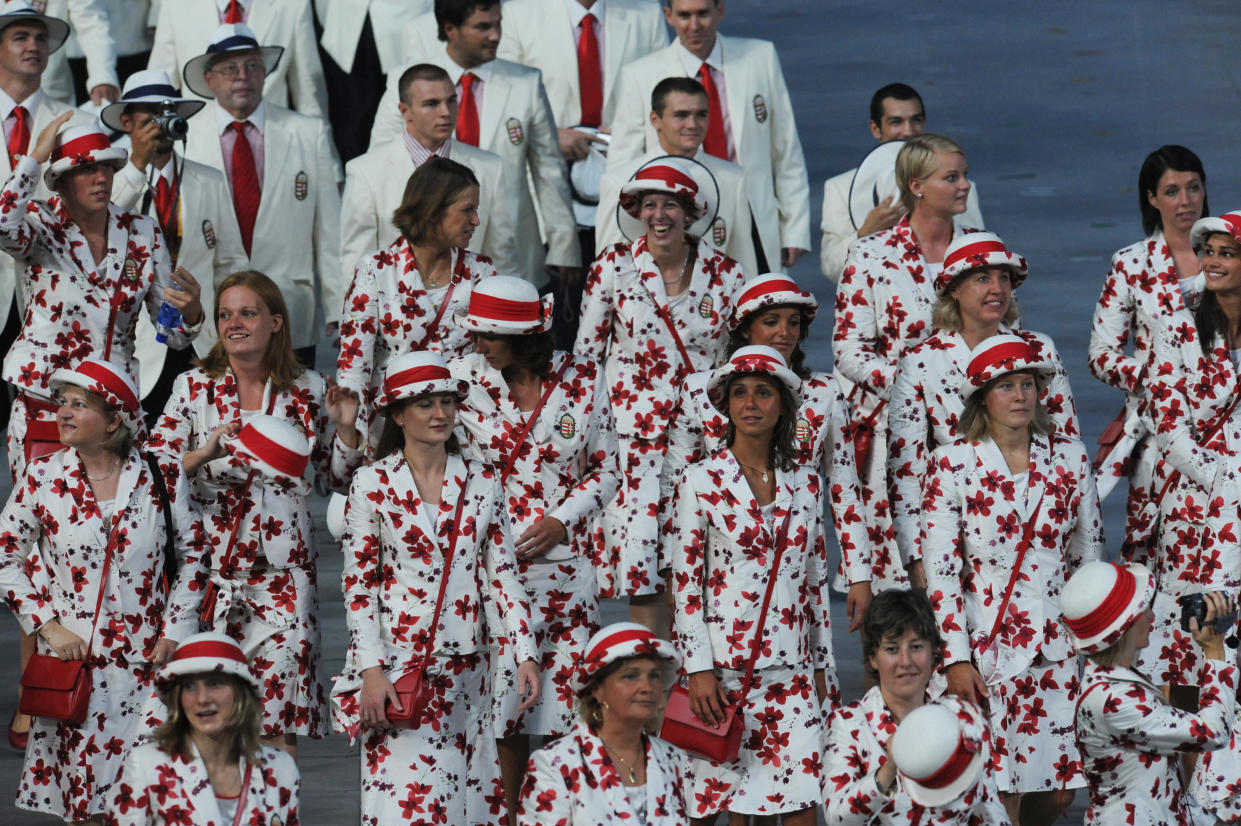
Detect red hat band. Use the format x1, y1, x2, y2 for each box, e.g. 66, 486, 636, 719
76, 360, 139, 412
1064, 563, 1137, 639
738, 277, 802, 305
943, 239, 1010, 273
1223, 213, 1241, 242
732, 353, 783, 373
633, 164, 698, 195
240, 423, 309, 478
967, 341, 1034, 384
53, 131, 111, 163
585, 627, 658, 666
384, 364, 453, 396
469, 292, 541, 324
170, 639, 248, 666
908, 733, 978, 789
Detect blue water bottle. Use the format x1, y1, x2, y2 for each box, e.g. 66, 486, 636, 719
154, 300, 182, 343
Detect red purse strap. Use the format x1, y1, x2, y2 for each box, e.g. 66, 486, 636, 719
641, 265, 697, 380
1150, 385, 1241, 504
737, 502, 796, 701
230, 761, 254, 826
408, 484, 469, 668
409, 247, 467, 352
498, 359, 572, 484
80, 472, 129, 661
980, 489, 1046, 652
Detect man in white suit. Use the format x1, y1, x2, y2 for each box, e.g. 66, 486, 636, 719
607, 0, 810, 272
103, 70, 247, 420
65, 0, 149, 103
180, 23, 340, 366
595, 76, 757, 275
340, 62, 513, 285
819, 82, 985, 283
32, 0, 118, 105
149, 0, 328, 120
370, 0, 580, 288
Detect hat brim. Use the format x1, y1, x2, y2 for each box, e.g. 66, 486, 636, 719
960, 361, 1053, 403
731, 290, 819, 332
0, 13, 68, 54
937, 254, 1029, 296
707, 361, 801, 412
901, 748, 986, 808
157, 656, 261, 691
43, 148, 129, 189
573, 638, 680, 695
453, 293, 554, 336
617, 154, 720, 243
1070, 566, 1155, 654
376, 378, 469, 413
48, 367, 146, 441
849, 140, 905, 230
225, 439, 310, 492
1192, 217, 1241, 250
183, 46, 284, 99
100, 96, 206, 133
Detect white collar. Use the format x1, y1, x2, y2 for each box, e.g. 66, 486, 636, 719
215, 101, 266, 136
215, 0, 249, 12
445, 56, 494, 86
0, 87, 42, 122
566, 0, 604, 26
677, 36, 722, 74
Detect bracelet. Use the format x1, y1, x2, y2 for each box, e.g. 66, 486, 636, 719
875, 768, 896, 797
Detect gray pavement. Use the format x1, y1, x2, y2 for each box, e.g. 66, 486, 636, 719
4, 1, 1240, 822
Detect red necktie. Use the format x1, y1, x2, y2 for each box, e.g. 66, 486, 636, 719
154, 175, 176, 238
456, 72, 480, 147
229, 121, 260, 257
697, 63, 727, 159
577, 13, 602, 127
223, 0, 244, 23
7, 105, 29, 169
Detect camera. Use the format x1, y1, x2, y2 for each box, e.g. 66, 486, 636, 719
153, 101, 188, 141
1178, 592, 1238, 633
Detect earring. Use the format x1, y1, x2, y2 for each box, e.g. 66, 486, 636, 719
916, 192, 924, 199
602, 701, 612, 711
591, 705, 603, 724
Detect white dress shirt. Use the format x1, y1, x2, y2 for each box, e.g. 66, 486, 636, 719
566, 0, 606, 65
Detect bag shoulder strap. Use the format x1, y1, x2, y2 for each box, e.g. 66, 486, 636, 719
737, 501, 797, 701
145, 452, 176, 589
498, 358, 572, 484
1151, 383, 1241, 503
213, 391, 279, 577
83, 482, 127, 660
408, 482, 469, 665
410, 248, 467, 352
981, 488, 1047, 652
230, 761, 254, 826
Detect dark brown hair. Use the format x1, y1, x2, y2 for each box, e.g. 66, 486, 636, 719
398, 63, 453, 104
721, 374, 798, 471
198, 270, 304, 393
726, 303, 812, 380
861, 589, 945, 683
392, 157, 480, 246
473, 331, 556, 378
377, 393, 463, 459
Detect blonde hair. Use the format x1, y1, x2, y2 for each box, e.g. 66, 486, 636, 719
931, 292, 1020, 332
153, 673, 263, 763
955, 372, 1052, 442
896, 133, 966, 213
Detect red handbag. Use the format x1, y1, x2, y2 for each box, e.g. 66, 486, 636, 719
1090, 406, 1128, 473
23, 400, 63, 464
385, 488, 469, 729
660, 506, 795, 763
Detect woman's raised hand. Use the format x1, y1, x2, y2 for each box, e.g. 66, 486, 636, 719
162, 267, 204, 326
1191, 591, 1236, 661
31, 112, 74, 164
325, 380, 361, 447
183, 420, 242, 475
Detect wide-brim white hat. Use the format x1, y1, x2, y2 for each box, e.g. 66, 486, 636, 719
848, 139, 904, 230
731, 273, 818, 331
224, 414, 311, 493
893, 697, 989, 808
183, 23, 284, 100
1062, 561, 1155, 654
568, 126, 609, 227
706, 345, 801, 412
376, 350, 468, 412
617, 155, 719, 242
0, 1, 68, 54
49, 358, 145, 442
936, 230, 1028, 296
575, 622, 679, 695
43, 124, 127, 188
101, 69, 205, 133
157, 631, 260, 691
958, 334, 1053, 403
454, 274, 553, 335
1191, 211, 1241, 250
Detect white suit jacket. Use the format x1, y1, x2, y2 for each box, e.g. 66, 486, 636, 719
183, 101, 342, 347
41, 0, 117, 103
496, 0, 667, 129
820, 166, 984, 283
340, 136, 516, 282
0, 93, 79, 314
67, 0, 151, 59
595, 147, 758, 276
149, 0, 329, 119
320, 0, 430, 73
607, 35, 811, 260
110, 156, 248, 397
109, 743, 300, 826
372, 42, 580, 277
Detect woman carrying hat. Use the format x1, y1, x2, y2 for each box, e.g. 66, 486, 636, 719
447, 275, 620, 818
922, 334, 1101, 825
337, 156, 498, 455
889, 232, 1079, 581
0, 358, 208, 824
331, 350, 540, 826
1135, 211, 1241, 714
835, 134, 977, 591
575, 156, 745, 630
148, 270, 364, 759
1063, 562, 1236, 825
0, 113, 204, 483
1088, 146, 1208, 556
516, 622, 689, 825
662, 272, 872, 630
107, 632, 301, 825
824, 589, 1008, 825
667, 346, 836, 826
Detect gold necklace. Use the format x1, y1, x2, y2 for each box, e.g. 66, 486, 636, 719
85, 458, 121, 481
737, 462, 771, 483
601, 737, 642, 784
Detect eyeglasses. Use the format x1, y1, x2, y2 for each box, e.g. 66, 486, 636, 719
209, 59, 266, 78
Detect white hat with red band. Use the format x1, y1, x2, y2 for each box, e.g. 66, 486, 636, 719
157, 631, 260, 690
1191, 211, 1241, 250
50, 358, 146, 440
617, 155, 719, 242
0, 2, 69, 54
575, 621, 679, 694
1062, 561, 1154, 654
730, 273, 818, 331
44, 123, 128, 188
706, 345, 801, 412
377, 350, 468, 412
958, 334, 1052, 402
892, 697, 989, 807
454, 275, 553, 335
935, 231, 1028, 296
225, 414, 311, 491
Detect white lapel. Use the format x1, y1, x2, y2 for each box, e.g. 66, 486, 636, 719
388, 454, 437, 542
551, 2, 580, 103
255, 108, 291, 224
178, 747, 225, 826
1025, 432, 1051, 520
718, 35, 747, 155
101, 205, 130, 286
109, 450, 144, 551
478, 64, 512, 153
191, 104, 229, 181
384, 139, 416, 212
63, 449, 109, 551
602, 5, 633, 101
246, 0, 275, 40
716, 450, 766, 535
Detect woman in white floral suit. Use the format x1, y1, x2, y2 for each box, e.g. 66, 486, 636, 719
923, 334, 1102, 825
331, 350, 540, 826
